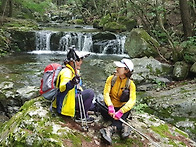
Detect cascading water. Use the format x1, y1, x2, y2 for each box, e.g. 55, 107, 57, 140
35, 31, 53, 50
35, 31, 126, 54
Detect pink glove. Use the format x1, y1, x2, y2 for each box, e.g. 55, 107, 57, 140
114, 110, 123, 120
108, 105, 115, 114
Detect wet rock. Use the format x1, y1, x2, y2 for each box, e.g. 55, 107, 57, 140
16, 86, 39, 102
0, 82, 14, 90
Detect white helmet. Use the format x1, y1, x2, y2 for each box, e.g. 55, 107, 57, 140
75, 51, 90, 59
114, 58, 134, 71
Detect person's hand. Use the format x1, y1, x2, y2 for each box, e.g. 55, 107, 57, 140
70, 75, 80, 85
114, 110, 123, 120
108, 105, 115, 117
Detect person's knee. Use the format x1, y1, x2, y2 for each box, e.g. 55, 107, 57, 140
87, 88, 94, 99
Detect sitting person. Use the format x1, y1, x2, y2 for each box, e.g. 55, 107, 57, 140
100, 58, 136, 144
53, 48, 94, 123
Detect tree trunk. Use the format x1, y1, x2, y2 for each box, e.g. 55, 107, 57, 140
8, 0, 13, 17
179, 0, 193, 40
0, 0, 7, 14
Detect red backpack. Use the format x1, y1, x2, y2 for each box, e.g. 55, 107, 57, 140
40, 63, 62, 101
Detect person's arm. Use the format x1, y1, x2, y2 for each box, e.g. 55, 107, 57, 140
58, 69, 74, 92
120, 81, 136, 113
103, 76, 113, 106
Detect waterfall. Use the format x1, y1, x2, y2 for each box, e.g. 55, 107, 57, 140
35, 31, 126, 54
35, 31, 53, 50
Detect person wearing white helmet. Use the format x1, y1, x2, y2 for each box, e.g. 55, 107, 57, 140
100, 58, 136, 144
53, 48, 94, 123
74, 51, 95, 123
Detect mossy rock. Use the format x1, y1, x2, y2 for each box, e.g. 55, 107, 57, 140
103, 22, 126, 32
1, 96, 196, 146
0, 97, 94, 146
125, 28, 160, 58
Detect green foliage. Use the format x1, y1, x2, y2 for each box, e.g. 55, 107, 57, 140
0, 29, 10, 56
153, 79, 166, 89
14, 0, 52, 15
104, 22, 126, 32
133, 103, 148, 113
181, 36, 196, 49
151, 29, 168, 45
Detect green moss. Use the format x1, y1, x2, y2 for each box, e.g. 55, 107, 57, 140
113, 137, 143, 147
151, 124, 170, 138
168, 139, 178, 147
75, 19, 84, 25
104, 22, 126, 32
179, 142, 186, 146
19, 97, 39, 112
66, 132, 82, 147
99, 14, 113, 27
175, 128, 188, 138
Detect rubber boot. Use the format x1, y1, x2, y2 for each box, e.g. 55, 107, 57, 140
121, 123, 132, 139
100, 126, 116, 144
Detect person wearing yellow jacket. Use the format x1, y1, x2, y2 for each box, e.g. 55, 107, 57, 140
100, 58, 136, 144
53, 49, 94, 123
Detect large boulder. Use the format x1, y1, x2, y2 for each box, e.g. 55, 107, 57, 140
0, 97, 195, 146
132, 57, 173, 84
143, 81, 196, 141
125, 28, 160, 58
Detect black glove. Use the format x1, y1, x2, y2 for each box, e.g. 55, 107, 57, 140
70, 75, 80, 85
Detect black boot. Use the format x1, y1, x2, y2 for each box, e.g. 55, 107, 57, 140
100, 126, 116, 144
121, 123, 132, 139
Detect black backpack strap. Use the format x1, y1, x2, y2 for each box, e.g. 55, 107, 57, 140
111, 75, 117, 88
125, 78, 131, 90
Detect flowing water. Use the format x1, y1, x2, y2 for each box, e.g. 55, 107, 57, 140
0, 28, 128, 97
